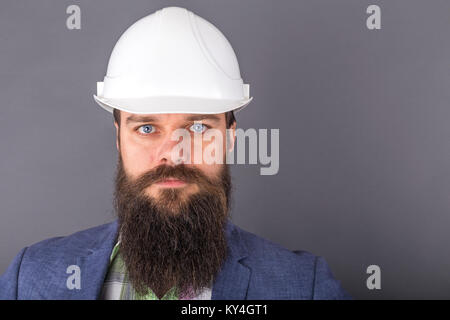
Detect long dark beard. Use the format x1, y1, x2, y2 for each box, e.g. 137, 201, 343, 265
114, 157, 232, 299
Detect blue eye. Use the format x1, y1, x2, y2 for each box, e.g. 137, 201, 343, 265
190, 123, 207, 133
138, 124, 155, 134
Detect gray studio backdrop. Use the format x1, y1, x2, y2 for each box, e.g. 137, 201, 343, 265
1, 0, 449, 299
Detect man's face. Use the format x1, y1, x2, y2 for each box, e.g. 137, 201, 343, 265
112, 110, 236, 299
115, 111, 236, 208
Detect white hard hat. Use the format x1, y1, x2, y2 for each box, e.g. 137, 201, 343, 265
93, 6, 253, 115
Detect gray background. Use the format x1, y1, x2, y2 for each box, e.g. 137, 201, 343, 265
1, 0, 449, 299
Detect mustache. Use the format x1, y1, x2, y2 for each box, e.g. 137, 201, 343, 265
131, 163, 217, 191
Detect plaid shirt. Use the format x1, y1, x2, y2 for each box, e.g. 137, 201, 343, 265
100, 240, 212, 300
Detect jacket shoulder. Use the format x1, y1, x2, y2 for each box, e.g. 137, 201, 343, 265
232, 223, 351, 299
0, 221, 118, 299
233, 223, 317, 267
23, 220, 118, 260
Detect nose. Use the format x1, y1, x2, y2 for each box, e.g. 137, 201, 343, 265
155, 130, 188, 165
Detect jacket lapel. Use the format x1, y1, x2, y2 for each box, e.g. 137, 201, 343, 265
75, 220, 119, 299
211, 221, 251, 300
43, 220, 119, 300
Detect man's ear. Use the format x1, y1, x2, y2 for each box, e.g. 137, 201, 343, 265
227, 121, 237, 152
114, 121, 120, 152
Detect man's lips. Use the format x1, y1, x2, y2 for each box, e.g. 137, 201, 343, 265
155, 178, 188, 188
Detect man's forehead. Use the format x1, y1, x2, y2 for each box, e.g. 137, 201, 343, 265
123, 112, 224, 125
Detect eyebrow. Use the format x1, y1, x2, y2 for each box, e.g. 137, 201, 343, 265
126, 115, 159, 125
125, 114, 222, 125
185, 114, 221, 122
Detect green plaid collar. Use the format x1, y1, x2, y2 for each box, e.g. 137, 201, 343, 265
102, 241, 179, 300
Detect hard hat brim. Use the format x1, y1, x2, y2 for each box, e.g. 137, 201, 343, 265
93, 95, 252, 115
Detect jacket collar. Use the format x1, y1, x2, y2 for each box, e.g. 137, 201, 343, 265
55, 219, 251, 299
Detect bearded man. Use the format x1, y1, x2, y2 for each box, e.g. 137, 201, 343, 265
0, 6, 350, 300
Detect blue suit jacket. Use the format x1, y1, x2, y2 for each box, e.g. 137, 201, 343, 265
0, 220, 351, 299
